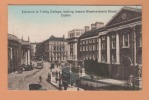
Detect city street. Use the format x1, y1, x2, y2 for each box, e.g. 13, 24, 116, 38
8, 62, 58, 90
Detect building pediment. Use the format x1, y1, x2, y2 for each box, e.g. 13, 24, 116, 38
106, 7, 142, 27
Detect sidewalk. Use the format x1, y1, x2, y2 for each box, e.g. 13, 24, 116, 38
80, 74, 128, 88
49, 74, 84, 91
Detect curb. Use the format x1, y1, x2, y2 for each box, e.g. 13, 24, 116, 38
47, 81, 61, 90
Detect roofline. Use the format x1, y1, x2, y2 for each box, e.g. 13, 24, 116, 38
106, 16, 141, 28
105, 6, 142, 27
79, 27, 106, 38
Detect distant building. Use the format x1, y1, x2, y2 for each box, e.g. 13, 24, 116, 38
66, 29, 84, 67
31, 42, 37, 60
78, 22, 104, 65
36, 35, 68, 63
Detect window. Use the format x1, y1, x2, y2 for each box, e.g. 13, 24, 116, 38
86, 40, 88, 44
80, 46, 82, 51
112, 34, 115, 38
89, 39, 92, 43
101, 54, 106, 62
102, 36, 105, 40
80, 41, 82, 45
111, 41, 116, 49
93, 39, 96, 43
111, 53, 116, 64
101, 43, 106, 50
97, 44, 99, 50
70, 53, 72, 56
123, 34, 129, 48
71, 33, 75, 37
97, 38, 99, 42
54, 46, 56, 50
83, 46, 85, 51
83, 41, 85, 44
70, 44, 73, 48
89, 45, 92, 51
86, 46, 88, 51
76, 32, 80, 36
93, 45, 96, 51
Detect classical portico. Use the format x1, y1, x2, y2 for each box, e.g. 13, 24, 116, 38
21, 40, 31, 66
97, 7, 142, 81
8, 34, 21, 72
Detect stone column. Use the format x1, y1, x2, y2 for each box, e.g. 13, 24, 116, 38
10, 47, 13, 67
28, 50, 30, 65
10, 47, 12, 60
132, 27, 137, 65
98, 37, 101, 63
68, 44, 70, 58
116, 33, 120, 64
73, 43, 75, 59
25, 51, 28, 65
74, 42, 77, 60
107, 35, 110, 64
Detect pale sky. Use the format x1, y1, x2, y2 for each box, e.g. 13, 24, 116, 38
8, 5, 141, 42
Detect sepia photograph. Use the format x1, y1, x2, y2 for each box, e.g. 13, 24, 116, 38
8, 5, 142, 91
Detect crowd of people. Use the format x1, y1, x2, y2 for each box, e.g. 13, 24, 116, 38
46, 63, 83, 90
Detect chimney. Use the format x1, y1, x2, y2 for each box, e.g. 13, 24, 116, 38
84, 26, 90, 32
95, 22, 104, 29
91, 24, 96, 30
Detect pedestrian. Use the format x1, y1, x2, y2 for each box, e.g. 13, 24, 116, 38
63, 80, 68, 90
39, 76, 42, 83
56, 71, 58, 77
59, 82, 62, 90
59, 76, 62, 83
85, 83, 89, 90
58, 72, 61, 77
76, 78, 80, 87
48, 73, 51, 82
91, 74, 94, 80
71, 79, 73, 86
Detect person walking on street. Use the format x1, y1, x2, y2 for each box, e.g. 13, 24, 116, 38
91, 74, 94, 80
39, 76, 42, 83
63, 80, 68, 90
47, 73, 51, 83
59, 82, 62, 90
56, 71, 58, 77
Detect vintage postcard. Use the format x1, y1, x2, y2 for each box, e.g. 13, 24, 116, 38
8, 5, 142, 91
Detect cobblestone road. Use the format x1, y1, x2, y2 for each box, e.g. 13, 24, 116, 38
8, 62, 58, 90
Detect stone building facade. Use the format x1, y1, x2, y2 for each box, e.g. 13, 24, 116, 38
8, 34, 31, 73
66, 29, 84, 67
31, 42, 37, 61
78, 22, 104, 63
36, 35, 68, 63
77, 7, 142, 80
98, 7, 142, 80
